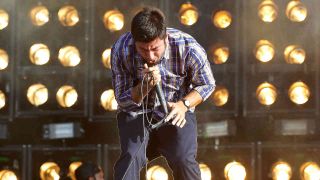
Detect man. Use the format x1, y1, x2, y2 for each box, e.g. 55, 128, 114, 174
111, 7, 215, 180
75, 162, 104, 180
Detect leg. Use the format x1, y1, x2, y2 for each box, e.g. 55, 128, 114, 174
156, 112, 201, 180
113, 112, 149, 180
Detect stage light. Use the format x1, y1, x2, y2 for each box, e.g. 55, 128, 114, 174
0, 9, 9, 30
0, 170, 18, 180
0, 90, 6, 109
300, 162, 320, 180
275, 119, 315, 136
211, 85, 229, 107
56, 85, 78, 108
102, 48, 111, 69
29, 5, 49, 26
42, 122, 82, 139
212, 10, 232, 29
39, 162, 60, 180
27, 83, 48, 106
58, 46, 81, 67
29, 43, 50, 65
211, 45, 229, 64
286, 0, 307, 22
258, 0, 278, 23
103, 10, 124, 32
100, 89, 118, 111
198, 120, 236, 138
271, 161, 292, 180
0, 49, 9, 70
255, 40, 275, 63
288, 81, 310, 105
224, 161, 246, 180
256, 82, 277, 106
284, 45, 306, 64
146, 165, 168, 180
68, 161, 82, 180
179, 2, 198, 26
58, 5, 79, 27
199, 163, 212, 180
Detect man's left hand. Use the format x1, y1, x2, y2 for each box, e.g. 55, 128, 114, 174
166, 101, 188, 128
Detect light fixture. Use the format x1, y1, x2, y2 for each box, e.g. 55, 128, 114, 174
212, 10, 232, 29
58, 5, 79, 27
68, 161, 82, 180
286, 0, 307, 22
256, 82, 277, 106
179, 2, 199, 26
300, 162, 320, 180
146, 165, 168, 180
224, 161, 246, 180
271, 161, 292, 180
29, 43, 50, 65
42, 122, 82, 139
210, 45, 229, 64
40, 162, 60, 180
210, 85, 229, 106
198, 120, 236, 138
288, 81, 310, 105
29, 5, 49, 26
258, 0, 278, 23
255, 40, 275, 63
199, 163, 212, 180
103, 10, 124, 31
0, 9, 9, 30
102, 48, 111, 69
275, 119, 316, 136
58, 46, 81, 67
100, 89, 118, 111
284, 45, 306, 64
0, 48, 9, 70
0, 90, 6, 109
56, 85, 78, 108
0, 123, 8, 139
27, 83, 48, 106
0, 170, 18, 180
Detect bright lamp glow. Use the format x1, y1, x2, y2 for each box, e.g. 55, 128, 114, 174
256, 82, 277, 106
179, 3, 199, 26
0, 90, 5, 109
300, 162, 320, 180
213, 10, 232, 29
103, 10, 124, 31
68, 162, 82, 180
101, 89, 118, 111
211, 45, 229, 64
258, 0, 278, 22
0, 9, 9, 30
271, 161, 292, 180
29, 43, 50, 65
284, 45, 306, 64
224, 162, 246, 180
40, 162, 60, 180
288, 81, 310, 105
199, 163, 212, 180
211, 85, 229, 107
27, 83, 48, 106
255, 40, 275, 62
0, 170, 18, 180
56, 85, 78, 108
286, 0, 307, 22
0, 48, 9, 70
146, 165, 168, 180
102, 48, 111, 69
29, 5, 49, 26
58, 46, 81, 67
58, 5, 79, 27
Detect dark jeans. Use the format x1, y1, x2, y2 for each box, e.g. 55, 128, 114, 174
113, 111, 201, 180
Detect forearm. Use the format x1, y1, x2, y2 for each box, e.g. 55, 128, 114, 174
180, 90, 203, 109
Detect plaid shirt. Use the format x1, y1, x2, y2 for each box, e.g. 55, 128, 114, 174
111, 28, 215, 119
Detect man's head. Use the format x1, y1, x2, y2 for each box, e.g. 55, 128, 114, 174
75, 162, 104, 180
131, 7, 167, 65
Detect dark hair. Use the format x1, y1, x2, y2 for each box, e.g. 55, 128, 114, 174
75, 162, 101, 180
131, 7, 166, 42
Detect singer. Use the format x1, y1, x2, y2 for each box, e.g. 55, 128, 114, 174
111, 7, 215, 180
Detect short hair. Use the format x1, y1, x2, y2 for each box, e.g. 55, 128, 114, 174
131, 7, 167, 42
75, 162, 101, 180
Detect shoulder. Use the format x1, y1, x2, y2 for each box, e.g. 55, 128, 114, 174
167, 28, 197, 45
112, 32, 134, 53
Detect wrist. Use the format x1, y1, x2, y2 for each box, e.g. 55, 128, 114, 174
181, 98, 191, 111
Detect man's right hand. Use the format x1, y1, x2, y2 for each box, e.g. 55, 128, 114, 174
142, 63, 161, 87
